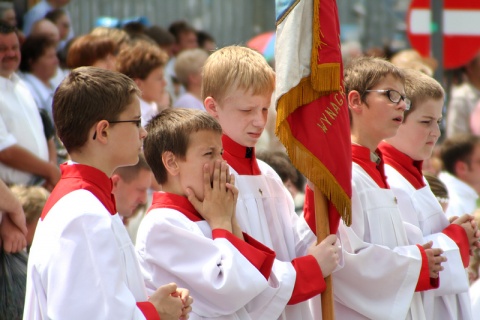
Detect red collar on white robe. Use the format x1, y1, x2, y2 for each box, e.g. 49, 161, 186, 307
352, 144, 389, 189
379, 141, 425, 190
41, 163, 117, 220
222, 135, 261, 175
148, 192, 203, 222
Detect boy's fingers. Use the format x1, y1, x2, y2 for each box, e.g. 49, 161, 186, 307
455, 214, 472, 224
202, 163, 212, 196
448, 216, 459, 223
225, 165, 231, 184
186, 188, 202, 212
219, 161, 227, 189
212, 160, 221, 190
422, 241, 433, 249
322, 234, 338, 245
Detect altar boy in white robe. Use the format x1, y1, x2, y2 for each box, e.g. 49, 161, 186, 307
24, 67, 192, 320
138, 108, 297, 319
305, 57, 446, 319
203, 46, 341, 319
379, 68, 478, 320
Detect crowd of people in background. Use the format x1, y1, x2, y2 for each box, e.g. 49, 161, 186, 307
2, 0, 480, 319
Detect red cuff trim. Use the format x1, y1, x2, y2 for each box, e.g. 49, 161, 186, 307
443, 224, 470, 268
288, 255, 326, 305
137, 301, 160, 320
415, 245, 439, 291
212, 229, 275, 280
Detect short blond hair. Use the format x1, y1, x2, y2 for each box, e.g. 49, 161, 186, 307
402, 68, 444, 120
9, 185, 49, 224
174, 48, 209, 87
201, 45, 275, 103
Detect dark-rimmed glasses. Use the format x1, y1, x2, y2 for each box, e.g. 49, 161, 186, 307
108, 119, 142, 128
93, 119, 142, 140
364, 89, 411, 110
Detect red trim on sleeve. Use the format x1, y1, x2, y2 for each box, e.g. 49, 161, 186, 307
415, 244, 439, 292
136, 301, 160, 320
288, 255, 326, 305
212, 229, 275, 280
443, 224, 470, 268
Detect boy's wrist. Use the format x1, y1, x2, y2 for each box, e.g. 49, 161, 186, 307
208, 219, 232, 232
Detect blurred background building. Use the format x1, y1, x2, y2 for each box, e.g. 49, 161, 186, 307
13, 0, 411, 51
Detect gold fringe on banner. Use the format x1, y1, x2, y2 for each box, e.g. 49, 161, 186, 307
276, 91, 351, 226
274, 0, 351, 226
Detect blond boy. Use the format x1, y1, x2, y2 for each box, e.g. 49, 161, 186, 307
204, 45, 339, 319
136, 108, 290, 319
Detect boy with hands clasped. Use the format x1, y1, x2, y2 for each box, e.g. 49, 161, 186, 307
136, 108, 283, 319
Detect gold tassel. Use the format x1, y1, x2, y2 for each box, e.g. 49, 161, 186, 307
311, 0, 340, 94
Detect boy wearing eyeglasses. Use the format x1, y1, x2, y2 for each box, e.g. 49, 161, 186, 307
24, 67, 192, 320
305, 57, 446, 319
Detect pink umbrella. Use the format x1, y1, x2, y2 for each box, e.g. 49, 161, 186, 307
246, 31, 275, 62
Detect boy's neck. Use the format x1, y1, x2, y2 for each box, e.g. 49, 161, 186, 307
222, 135, 261, 175
69, 151, 115, 178
351, 133, 381, 153
160, 181, 186, 197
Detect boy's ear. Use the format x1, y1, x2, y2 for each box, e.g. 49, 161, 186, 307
93, 120, 110, 143
133, 78, 144, 91
455, 160, 468, 179
162, 151, 179, 176
111, 174, 120, 190
204, 96, 218, 118
348, 90, 363, 115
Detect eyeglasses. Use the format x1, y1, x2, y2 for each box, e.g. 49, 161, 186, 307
364, 89, 411, 110
108, 119, 142, 128
93, 119, 142, 140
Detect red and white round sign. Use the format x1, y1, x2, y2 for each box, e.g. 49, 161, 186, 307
407, 0, 480, 69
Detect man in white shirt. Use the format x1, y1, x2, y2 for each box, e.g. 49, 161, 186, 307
438, 134, 480, 218
0, 22, 59, 189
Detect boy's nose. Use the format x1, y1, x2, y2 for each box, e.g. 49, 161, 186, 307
431, 122, 441, 137
252, 111, 266, 127
397, 100, 408, 111
140, 126, 147, 138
